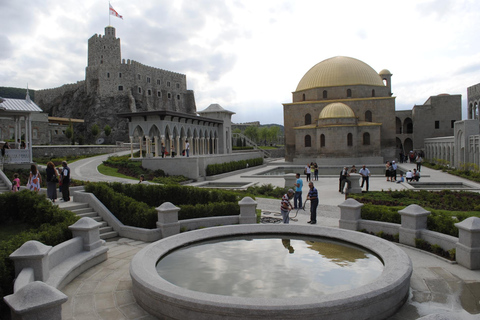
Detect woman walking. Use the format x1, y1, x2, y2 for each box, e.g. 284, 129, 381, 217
46, 161, 59, 202
28, 164, 41, 193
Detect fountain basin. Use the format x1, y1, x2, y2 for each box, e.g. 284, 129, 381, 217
130, 224, 412, 320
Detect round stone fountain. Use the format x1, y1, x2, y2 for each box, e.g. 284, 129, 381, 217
130, 224, 412, 320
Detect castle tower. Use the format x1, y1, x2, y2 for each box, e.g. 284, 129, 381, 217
87, 26, 121, 66
86, 26, 122, 95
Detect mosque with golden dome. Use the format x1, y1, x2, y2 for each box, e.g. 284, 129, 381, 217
283, 56, 461, 164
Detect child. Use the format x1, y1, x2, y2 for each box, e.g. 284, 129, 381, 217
11, 173, 20, 192
396, 173, 404, 184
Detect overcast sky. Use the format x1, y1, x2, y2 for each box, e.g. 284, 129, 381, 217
1, 0, 479, 125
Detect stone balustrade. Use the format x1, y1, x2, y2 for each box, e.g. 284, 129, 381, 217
338, 199, 480, 270
3, 217, 108, 320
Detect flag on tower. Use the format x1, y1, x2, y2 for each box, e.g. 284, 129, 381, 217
109, 3, 123, 20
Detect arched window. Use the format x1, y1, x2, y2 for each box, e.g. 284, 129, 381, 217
305, 113, 312, 125
323, 90, 327, 99
347, 133, 353, 146
320, 134, 325, 147
302, 94, 306, 101
365, 110, 372, 122
372, 89, 375, 97
347, 89, 352, 98
305, 135, 311, 147
363, 132, 370, 145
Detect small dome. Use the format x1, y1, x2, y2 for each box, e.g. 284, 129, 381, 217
379, 69, 392, 75
296, 56, 385, 91
319, 103, 355, 119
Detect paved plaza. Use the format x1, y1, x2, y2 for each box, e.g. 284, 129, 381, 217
58, 155, 480, 320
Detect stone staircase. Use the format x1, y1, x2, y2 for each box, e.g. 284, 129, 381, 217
0, 178, 10, 193
65, 202, 119, 240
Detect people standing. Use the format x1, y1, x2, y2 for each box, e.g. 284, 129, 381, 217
391, 161, 398, 182
280, 189, 294, 224
46, 161, 59, 202
339, 167, 350, 194
359, 165, 371, 192
307, 182, 318, 224
171, 145, 175, 158
11, 173, 20, 192
313, 163, 319, 181
2, 141, 10, 157
305, 164, 311, 182
185, 140, 190, 157
161, 143, 166, 158
350, 165, 357, 173
385, 161, 391, 181
28, 164, 41, 193
416, 154, 423, 172
293, 173, 303, 209
61, 161, 71, 201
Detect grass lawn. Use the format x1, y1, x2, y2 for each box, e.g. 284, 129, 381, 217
97, 164, 137, 180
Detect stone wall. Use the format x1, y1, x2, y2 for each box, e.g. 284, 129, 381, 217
32, 145, 130, 159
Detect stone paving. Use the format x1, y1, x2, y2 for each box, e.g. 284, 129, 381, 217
58, 156, 480, 319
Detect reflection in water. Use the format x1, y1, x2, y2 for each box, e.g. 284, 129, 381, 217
281, 239, 295, 254
156, 235, 384, 298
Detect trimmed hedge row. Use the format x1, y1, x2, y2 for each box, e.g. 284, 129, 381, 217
84, 182, 242, 229
0, 191, 79, 316
206, 157, 263, 176
361, 204, 465, 237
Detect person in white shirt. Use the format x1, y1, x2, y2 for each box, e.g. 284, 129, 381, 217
359, 165, 371, 191
405, 170, 414, 182
185, 140, 190, 157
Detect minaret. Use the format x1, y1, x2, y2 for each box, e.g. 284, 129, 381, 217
379, 69, 392, 96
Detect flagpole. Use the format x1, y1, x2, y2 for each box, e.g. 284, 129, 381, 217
109, 1, 111, 26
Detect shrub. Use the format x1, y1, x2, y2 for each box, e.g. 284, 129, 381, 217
0, 191, 78, 316
206, 157, 263, 176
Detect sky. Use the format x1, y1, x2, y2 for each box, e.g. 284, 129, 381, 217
1, 0, 480, 125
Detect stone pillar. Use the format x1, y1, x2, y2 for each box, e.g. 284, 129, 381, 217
284, 173, 297, 189
4, 281, 68, 320
455, 217, 480, 270
10, 241, 52, 281
156, 202, 180, 238
175, 137, 180, 156
238, 197, 257, 224
69, 217, 105, 251
338, 198, 364, 231
145, 136, 151, 157
346, 173, 362, 194
398, 204, 430, 247
154, 136, 159, 157
129, 136, 134, 158
139, 137, 143, 158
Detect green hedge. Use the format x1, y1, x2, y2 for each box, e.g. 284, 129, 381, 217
360, 204, 464, 237
0, 191, 79, 316
84, 182, 242, 229
206, 157, 263, 176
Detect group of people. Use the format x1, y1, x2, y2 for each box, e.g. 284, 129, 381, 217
304, 162, 319, 181
385, 160, 398, 182
339, 165, 371, 193
11, 161, 71, 203
160, 140, 190, 158
405, 169, 421, 182
281, 173, 318, 225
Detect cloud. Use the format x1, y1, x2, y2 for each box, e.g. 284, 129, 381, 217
0, 35, 13, 60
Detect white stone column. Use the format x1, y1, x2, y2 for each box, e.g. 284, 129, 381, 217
145, 136, 150, 156
154, 136, 159, 157
175, 137, 180, 156
139, 137, 143, 158
129, 136, 134, 158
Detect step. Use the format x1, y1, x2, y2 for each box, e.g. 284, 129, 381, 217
72, 207, 94, 215
76, 212, 98, 219
100, 231, 119, 240
99, 226, 113, 234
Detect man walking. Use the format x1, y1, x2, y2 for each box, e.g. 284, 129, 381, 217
307, 182, 318, 224
359, 165, 371, 191
339, 167, 350, 194
294, 173, 303, 209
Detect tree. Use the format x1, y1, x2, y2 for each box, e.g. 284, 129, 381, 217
268, 126, 281, 145
258, 127, 269, 145
244, 126, 259, 143
65, 120, 74, 145
104, 125, 111, 137
91, 124, 100, 143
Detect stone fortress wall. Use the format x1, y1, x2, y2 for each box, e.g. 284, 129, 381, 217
35, 81, 85, 107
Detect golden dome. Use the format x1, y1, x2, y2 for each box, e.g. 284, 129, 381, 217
296, 56, 385, 91
319, 103, 355, 119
